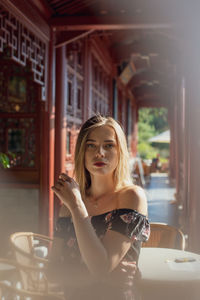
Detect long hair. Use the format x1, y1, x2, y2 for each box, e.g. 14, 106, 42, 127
74, 115, 132, 197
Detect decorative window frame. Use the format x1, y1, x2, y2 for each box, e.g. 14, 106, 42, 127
0, 3, 48, 100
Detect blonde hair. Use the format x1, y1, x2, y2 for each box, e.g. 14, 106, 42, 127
74, 115, 132, 197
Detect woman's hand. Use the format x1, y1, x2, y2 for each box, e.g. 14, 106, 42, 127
107, 261, 137, 287
51, 173, 82, 211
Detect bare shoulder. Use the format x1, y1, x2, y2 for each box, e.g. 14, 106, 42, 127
117, 185, 147, 216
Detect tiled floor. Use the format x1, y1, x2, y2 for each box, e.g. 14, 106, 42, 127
145, 173, 180, 227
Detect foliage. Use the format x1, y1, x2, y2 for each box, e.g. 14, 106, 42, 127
138, 107, 169, 160
0, 153, 10, 168
139, 108, 168, 133
137, 142, 158, 160
0, 152, 16, 169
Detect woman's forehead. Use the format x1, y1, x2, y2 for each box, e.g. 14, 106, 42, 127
87, 125, 117, 141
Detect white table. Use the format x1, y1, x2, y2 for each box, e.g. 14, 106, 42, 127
138, 248, 200, 300
138, 247, 200, 282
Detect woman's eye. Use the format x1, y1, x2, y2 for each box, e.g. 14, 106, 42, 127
104, 144, 114, 149
86, 144, 96, 149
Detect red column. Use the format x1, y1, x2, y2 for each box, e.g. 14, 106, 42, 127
48, 32, 56, 238
83, 39, 92, 120
39, 32, 56, 237
168, 108, 175, 180
54, 45, 67, 217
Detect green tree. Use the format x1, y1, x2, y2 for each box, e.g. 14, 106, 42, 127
138, 107, 169, 160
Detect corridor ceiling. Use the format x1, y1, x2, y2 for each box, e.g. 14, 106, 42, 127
31, 0, 198, 108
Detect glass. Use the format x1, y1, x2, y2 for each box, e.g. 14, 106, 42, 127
8, 128, 25, 154
8, 76, 26, 103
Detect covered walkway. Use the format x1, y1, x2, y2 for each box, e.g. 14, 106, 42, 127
1, 0, 200, 253
145, 174, 180, 228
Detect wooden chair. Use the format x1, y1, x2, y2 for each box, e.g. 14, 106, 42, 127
0, 258, 20, 287
9, 232, 60, 293
0, 281, 65, 300
142, 222, 186, 250
0, 258, 65, 299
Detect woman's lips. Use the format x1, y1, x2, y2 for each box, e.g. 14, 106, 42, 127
94, 162, 106, 167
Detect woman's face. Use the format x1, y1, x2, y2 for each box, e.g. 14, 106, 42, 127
84, 125, 119, 176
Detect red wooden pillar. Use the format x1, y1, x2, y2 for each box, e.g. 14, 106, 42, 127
48, 32, 56, 238
83, 39, 92, 121
174, 94, 179, 201
185, 63, 200, 253
168, 108, 175, 180
54, 45, 67, 217
39, 31, 56, 237
131, 103, 138, 157
182, 28, 200, 252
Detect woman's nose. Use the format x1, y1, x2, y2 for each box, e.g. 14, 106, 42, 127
95, 146, 105, 157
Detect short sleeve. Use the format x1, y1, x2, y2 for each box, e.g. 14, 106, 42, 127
108, 209, 150, 242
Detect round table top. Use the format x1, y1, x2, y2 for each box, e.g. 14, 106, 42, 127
138, 248, 200, 282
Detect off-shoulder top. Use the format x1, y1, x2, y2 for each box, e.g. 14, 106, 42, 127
54, 208, 150, 265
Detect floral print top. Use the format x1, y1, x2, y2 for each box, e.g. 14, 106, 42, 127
54, 208, 150, 265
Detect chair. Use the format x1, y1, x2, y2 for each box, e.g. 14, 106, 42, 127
0, 258, 65, 299
0, 281, 65, 299
0, 258, 20, 286
9, 232, 58, 293
142, 222, 186, 250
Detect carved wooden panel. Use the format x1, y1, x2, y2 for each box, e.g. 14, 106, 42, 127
0, 54, 37, 113
0, 5, 47, 99
91, 55, 110, 116
66, 41, 83, 123
0, 56, 40, 170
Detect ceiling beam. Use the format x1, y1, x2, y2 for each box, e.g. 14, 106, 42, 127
133, 84, 170, 96
128, 69, 172, 88
111, 39, 178, 63
136, 97, 169, 108
30, 0, 53, 19
55, 29, 94, 48
50, 14, 174, 31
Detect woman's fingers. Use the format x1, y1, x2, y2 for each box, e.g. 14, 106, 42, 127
59, 173, 71, 182
52, 180, 65, 191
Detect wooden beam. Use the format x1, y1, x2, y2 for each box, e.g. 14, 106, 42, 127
50, 14, 174, 31
111, 38, 178, 63
55, 29, 94, 48
136, 93, 169, 106
30, 0, 53, 19
137, 98, 168, 108
129, 69, 172, 88
133, 84, 170, 97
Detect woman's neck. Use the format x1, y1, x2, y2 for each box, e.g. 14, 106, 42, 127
87, 175, 116, 200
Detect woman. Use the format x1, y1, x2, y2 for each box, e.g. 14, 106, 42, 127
50, 115, 150, 300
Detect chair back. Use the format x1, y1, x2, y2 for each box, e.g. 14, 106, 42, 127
142, 222, 186, 250
0, 281, 65, 300
10, 232, 53, 292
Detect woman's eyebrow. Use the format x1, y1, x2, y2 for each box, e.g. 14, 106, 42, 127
86, 139, 115, 142
104, 140, 115, 143
86, 139, 96, 142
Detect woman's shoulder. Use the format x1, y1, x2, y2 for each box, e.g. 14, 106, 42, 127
117, 185, 147, 216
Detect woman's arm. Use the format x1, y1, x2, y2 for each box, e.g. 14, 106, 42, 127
48, 208, 137, 288
51, 174, 147, 278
